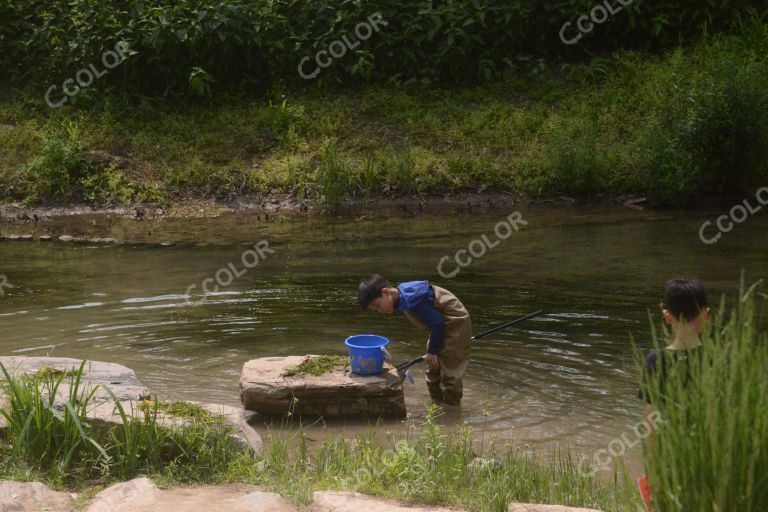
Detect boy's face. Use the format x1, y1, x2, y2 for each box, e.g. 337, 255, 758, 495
368, 288, 397, 314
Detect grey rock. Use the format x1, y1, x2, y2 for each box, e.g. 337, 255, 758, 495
38, 235, 53, 242
240, 355, 406, 419
312, 491, 457, 511
85, 478, 293, 512
0, 480, 75, 511
58, 235, 74, 242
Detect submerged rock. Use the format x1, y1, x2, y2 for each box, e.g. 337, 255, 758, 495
240, 355, 406, 419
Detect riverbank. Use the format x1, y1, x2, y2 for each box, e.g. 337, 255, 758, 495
2, 31, 767, 211
0, 356, 633, 511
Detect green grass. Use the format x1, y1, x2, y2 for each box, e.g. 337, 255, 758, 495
219, 407, 637, 511
638, 280, 768, 511
0, 361, 238, 486
282, 355, 350, 377
1, 30, 768, 208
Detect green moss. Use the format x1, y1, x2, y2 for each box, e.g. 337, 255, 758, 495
17, 366, 79, 385
282, 355, 349, 377
141, 400, 224, 425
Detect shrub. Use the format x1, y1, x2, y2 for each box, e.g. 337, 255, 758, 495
2, 1, 767, 95
529, 115, 606, 197
641, 49, 768, 204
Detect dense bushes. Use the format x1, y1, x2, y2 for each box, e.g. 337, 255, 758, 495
2, 0, 768, 95
642, 49, 768, 204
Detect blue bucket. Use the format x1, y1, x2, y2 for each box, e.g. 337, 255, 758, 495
345, 334, 391, 375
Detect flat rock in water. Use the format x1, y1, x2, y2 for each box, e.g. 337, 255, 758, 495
240, 355, 406, 419
0, 480, 75, 511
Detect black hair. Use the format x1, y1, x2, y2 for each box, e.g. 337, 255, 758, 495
359, 274, 391, 309
664, 279, 708, 322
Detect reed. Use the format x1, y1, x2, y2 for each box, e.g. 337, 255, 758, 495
639, 280, 768, 511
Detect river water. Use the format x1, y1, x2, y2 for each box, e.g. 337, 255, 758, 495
1, 205, 765, 469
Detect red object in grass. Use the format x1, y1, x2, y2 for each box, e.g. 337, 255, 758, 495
638, 475, 653, 511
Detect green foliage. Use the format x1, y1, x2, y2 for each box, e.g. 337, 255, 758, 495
2, 31, 768, 206
641, 48, 768, 204
530, 116, 607, 197
639, 281, 768, 511
25, 135, 88, 202
0, 362, 237, 484
2, 1, 767, 94
230, 405, 632, 510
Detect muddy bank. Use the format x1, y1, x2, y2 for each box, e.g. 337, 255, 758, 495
0, 192, 648, 223
0, 194, 666, 246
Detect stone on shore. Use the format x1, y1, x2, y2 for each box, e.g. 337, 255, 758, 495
312, 491, 459, 511
0, 480, 75, 511
508, 505, 602, 512
85, 478, 294, 512
240, 356, 406, 419
0, 356, 262, 454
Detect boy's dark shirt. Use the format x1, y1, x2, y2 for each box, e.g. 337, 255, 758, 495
638, 346, 703, 403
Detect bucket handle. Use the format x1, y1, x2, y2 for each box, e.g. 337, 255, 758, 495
380, 347, 392, 361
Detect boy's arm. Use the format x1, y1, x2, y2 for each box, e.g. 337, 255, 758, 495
410, 300, 446, 355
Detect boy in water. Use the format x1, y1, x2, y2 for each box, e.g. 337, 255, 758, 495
358, 275, 472, 406
640, 279, 710, 421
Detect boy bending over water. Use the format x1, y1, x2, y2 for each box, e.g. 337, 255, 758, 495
359, 275, 472, 406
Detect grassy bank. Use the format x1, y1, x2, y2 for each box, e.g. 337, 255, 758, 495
2, 29, 768, 209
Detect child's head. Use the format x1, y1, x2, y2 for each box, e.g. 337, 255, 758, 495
359, 274, 398, 314
662, 279, 710, 332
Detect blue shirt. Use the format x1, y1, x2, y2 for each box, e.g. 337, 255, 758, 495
396, 281, 446, 355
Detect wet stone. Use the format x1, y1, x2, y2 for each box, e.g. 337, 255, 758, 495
59, 235, 74, 242
240, 355, 406, 419
39, 234, 53, 241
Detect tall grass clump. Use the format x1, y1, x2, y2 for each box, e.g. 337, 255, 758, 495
639, 281, 768, 511
0, 362, 237, 485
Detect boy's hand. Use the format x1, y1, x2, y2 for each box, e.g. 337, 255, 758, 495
425, 354, 439, 369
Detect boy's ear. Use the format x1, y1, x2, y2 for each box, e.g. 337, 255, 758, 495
662, 309, 674, 325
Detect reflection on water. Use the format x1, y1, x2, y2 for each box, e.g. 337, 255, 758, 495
1, 205, 766, 467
